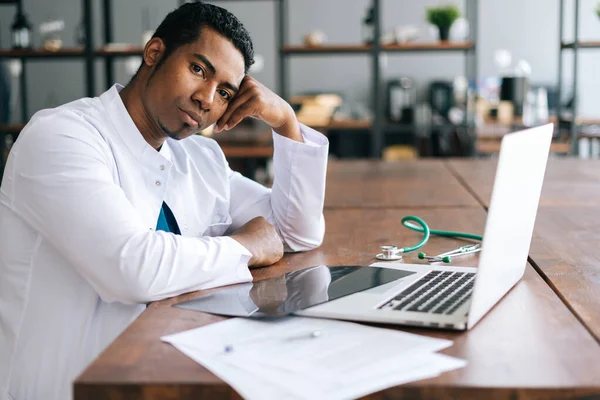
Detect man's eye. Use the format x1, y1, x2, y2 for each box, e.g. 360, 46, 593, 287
219, 90, 231, 100
191, 64, 204, 77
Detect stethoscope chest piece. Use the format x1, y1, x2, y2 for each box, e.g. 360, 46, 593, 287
376, 245, 403, 261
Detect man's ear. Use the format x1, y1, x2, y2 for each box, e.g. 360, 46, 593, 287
143, 37, 165, 68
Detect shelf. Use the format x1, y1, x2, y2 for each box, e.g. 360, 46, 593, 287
384, 123, 422, 133
477, 140, 570, 154
0, 48, 84, 58
382, 41, 474, 52
0, 124, 25, 133
561, 41, 600, 49
0, 46, 148, 58
310, 121, 476, 133
220, 146, 273, 158
280, 41, 474, 55
575, 117, 600, 125
281, 44, 371, 55
95, 46, 144, 57
309, 119, 372, 130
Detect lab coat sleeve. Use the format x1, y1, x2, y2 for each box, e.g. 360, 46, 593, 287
227, 123, 328, 251
7, 112, 252, 304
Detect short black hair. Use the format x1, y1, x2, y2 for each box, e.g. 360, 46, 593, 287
152, 1, 254, 73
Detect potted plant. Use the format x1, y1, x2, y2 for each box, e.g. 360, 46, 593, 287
596, 2, 600, 19
426, 4, 460, 41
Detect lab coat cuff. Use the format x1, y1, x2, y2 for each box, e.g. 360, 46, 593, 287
270, 122, 328, 251
272, 123, 329, 152
221, 236, 253, 281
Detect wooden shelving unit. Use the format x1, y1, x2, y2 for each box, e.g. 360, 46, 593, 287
477, 140, 570, 155
220, 146, 273, 158
95, 46, 144, 57
278, 0, 479, 158
0, 124, 25, 133
308, 119, 372, 131
381, 41, 474, 52
281, 41, 474, 55
0, 48, 85, 58
0, 47, 148, 58
561, 41, 600, 49
556, 0, 600, 155
281, 44, 371, 54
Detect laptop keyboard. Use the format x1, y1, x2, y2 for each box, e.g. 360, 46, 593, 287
378, 270, 475, 315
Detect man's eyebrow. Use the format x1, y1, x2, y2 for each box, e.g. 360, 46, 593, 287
192, 53, 239, 94
222, 82, 239, 94
193, 53, 216, 75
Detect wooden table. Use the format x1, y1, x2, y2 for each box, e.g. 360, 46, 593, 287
325, 160, 480, 208
75, 160, 600, 399
449, 158, 600, 343
209, 122, 273, 180
448, 158, 600, 207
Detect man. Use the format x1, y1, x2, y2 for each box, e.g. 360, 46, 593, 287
0, 2, 327, 399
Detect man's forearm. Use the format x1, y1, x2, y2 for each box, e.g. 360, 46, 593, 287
272, 107, 303, 143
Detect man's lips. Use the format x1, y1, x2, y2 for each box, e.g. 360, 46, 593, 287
178, 108, 200, 128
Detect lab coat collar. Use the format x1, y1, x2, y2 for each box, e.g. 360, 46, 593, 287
99, 84, 172, 165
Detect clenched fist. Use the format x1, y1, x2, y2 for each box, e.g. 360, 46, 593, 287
230, 216, 284, 268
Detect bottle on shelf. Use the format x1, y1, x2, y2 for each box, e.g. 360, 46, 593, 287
11, 11, 33, 49
75, 16, 86, 46
362, 6, 374, 44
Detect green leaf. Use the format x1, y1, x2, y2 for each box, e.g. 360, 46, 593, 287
426, 4, 461, 29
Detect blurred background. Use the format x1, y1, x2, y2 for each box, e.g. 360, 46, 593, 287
1, 0, 599, 181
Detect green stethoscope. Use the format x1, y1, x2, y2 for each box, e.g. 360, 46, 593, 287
376, 216, 483, 263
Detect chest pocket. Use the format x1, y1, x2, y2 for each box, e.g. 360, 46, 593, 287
201, 202, 232, 237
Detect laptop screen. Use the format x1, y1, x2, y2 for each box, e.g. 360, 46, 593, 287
174, 265, 415, 317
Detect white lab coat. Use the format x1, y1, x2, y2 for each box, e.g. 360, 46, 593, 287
0, 84, 328, 400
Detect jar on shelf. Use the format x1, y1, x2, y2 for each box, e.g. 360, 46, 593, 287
40, 20, 64, 52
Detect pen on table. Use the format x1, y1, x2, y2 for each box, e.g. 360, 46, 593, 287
224, 330, 323, 353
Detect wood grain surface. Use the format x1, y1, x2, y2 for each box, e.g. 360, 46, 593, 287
325, 160, 480, 208
450, 158, 600, 343
75, 208, 600, 399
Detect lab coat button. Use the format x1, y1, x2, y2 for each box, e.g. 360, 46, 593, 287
155, 180, 161, 186
160, 165, 165, 171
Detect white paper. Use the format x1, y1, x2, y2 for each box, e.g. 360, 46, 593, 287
162, 316, 466, 400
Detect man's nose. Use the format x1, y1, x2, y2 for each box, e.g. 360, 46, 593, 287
192, 83, 216, 111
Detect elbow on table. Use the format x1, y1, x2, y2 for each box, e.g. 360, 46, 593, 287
95, 279, 159, 305
283, 216, 325, 252
86, 231, 190, 305
92, 254, 173, 305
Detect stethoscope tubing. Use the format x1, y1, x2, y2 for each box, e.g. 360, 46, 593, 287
401, 216, 483, 247
375, 216, 484, 262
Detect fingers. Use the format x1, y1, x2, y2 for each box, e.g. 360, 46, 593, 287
215, 90, 254, 132
215, 76, 268, 132
220, 100, 258, 131
215, 76, 255, 131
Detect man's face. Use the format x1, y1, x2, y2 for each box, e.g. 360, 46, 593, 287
143, 27, 245, 141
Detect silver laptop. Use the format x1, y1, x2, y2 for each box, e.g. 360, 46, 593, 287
296, 124, 553, 330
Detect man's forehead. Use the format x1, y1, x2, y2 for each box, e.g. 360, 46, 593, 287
185, 30, 245, 81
